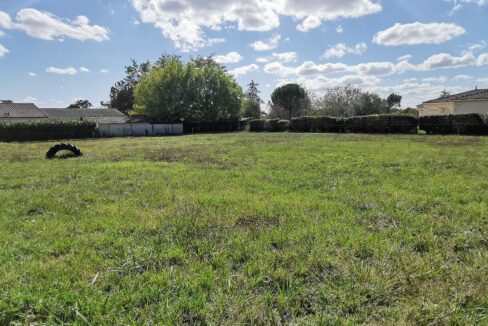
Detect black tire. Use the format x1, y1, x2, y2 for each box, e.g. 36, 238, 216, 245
46, 143, 83, 159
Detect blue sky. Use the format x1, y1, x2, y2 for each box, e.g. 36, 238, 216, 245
1, 0, 487, 108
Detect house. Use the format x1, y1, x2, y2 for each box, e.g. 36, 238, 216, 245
0, 102, 128, 124
41, 108, 128, 124
0, 103, 48, 122
419, 88, 488, 117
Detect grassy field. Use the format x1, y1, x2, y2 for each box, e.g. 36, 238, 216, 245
0, 133, 487, 324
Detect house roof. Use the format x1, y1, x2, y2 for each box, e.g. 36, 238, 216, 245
423, 88, 488, 104
0, 103, 47, 118
40, 108, 128, 123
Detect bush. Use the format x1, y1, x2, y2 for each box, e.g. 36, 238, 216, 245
342, 115, 417, 134
249, 119, 281, 132
419, 114, 488, 135
276, 120, 291, 132
183, 120, 241, 133
249, 120, 266, 132
0, 120, 97, 142
291, 117, 340, 132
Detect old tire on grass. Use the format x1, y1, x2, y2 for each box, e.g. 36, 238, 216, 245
46, 143, 83, 159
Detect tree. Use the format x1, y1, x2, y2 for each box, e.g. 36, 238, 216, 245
386, 93, 402, 111
0, 100, 13, 104
108, 59, 151, 113
440, 90, 450, 98
312, 84, 362, 117
269, 83, 311, 120
312, 84, 400, 117
133, 56, 243, 122
242, 80, 262, 119
67, 99, 92, 109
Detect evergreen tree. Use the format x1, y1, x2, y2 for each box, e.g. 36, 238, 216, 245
242, 80, 262, 118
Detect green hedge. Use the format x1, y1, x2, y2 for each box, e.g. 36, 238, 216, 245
249, 119, 282, 132
419, 114, 488, 135
341, 115, 418, 134
183, 120, 241, 133
291, 117, 340, 132
0, 120, 97, 142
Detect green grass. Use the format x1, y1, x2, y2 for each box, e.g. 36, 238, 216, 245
1, 133, 487, 324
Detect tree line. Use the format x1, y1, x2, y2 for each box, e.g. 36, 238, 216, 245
81, 54, 413, 121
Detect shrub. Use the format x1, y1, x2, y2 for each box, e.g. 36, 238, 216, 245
0, 120, 97, 142
276, 120, 291, 132
249, 119, 281, 132
419, 114, 488, 135
291, 117, 339, 132
249, 120, 266, 132
183, 120, 241, 133
342, 115, 417, 134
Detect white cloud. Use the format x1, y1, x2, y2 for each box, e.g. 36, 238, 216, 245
100, 69, 109, 73
0, 30, 5, 38
373, 22, 465, 46
322, 42, 367, 58
250, 34, 281, 51
468, 41, 486, 52
131, 0, 382, 51
46, 66, 78, 75
336, 25, 344, 33
452, 74, 473, 81
28, 72, 37, 77
263, 51, 488, 78
421, 52, 475, 70
0, 9, 109, 42
0, 43, 8, 57
451, 0, 487, 12
256, 51, 298, 63
229, 64, 259, 78
477, 53, 488, 66
214, 52, 242, 64
397, 54, 412, 62
79, 66, 90, 72
422, 76, 448, 83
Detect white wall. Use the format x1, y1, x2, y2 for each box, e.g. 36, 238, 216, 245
97, 123, 183, 137
419, 102, 454, 117
454, 101, 488, 115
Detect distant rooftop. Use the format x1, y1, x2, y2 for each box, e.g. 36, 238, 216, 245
40, 108, 128, 124
424, 88, 488, 104
0, 103, 47, 118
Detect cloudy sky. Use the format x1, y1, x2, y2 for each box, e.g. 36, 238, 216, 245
1, 0, 487, 108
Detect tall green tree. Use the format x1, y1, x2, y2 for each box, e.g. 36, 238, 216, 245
269, 83, 311, 120
242, 80, 263, 119
386, 93, 402, 111
133, 56, 243, 122
108, 59, 151, 114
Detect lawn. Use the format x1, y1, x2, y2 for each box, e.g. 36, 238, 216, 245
0, 133, 487, 324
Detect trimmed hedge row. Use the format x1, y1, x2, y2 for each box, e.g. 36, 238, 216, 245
419, 114, 488, 135
249, 119, 284, 132
291, 117, 340, 133
288, 115, 418, 134
183, 120, 241, 133
0, 120, 97, 142
341, 115, 418, 134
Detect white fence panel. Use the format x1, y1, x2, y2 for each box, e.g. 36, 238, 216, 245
97, 123, 183, 138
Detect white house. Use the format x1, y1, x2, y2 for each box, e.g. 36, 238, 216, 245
419, 88, 488, 117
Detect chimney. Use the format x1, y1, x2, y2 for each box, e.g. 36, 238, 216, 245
475, 85, 478, 90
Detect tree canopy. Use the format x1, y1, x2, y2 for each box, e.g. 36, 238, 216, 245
312, 84, 402, 117
242, 80, 262, 119
133, 56, 243, 122
67, 99, 92, 109
108, 59, 151, 114
269, 83, 311, 120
